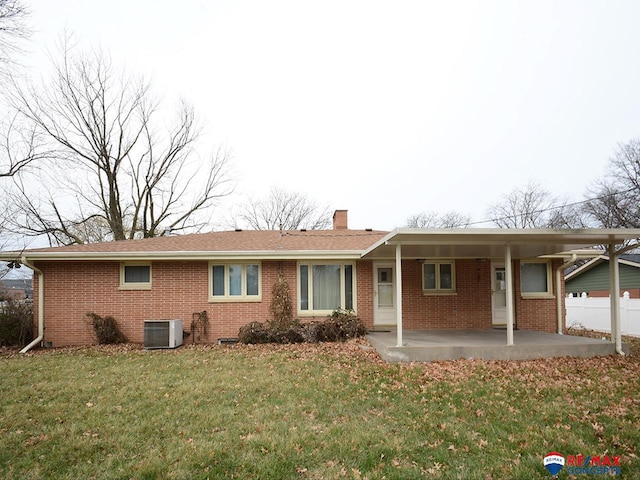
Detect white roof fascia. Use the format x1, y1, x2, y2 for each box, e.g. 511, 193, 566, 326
564, 255, 606, 281
539, 249, 605, 259
18, 250, 364, 262
378, 228, 640, 243
619, 258, 640, 268
362, 228, 640, 258
361, 229, 399, 257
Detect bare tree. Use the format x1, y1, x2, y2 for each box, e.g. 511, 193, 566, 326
0, 106, 44, 258
0, 112, 45, 178
582, 139, 640, 228
0, 0, 30, 76
6, 43, 233, 245
0, 113, 43, 264
0, 1, 34, 269
0, 223, 9, 279
0, 0, 35, 177
545, 202, 589, 229
406, 210, 471, 228
486, 180, 581, 228
234, 186, 332, 230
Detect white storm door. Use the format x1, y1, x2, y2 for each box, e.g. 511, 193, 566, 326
373, 262, 396, 326
491, 263, 507, 326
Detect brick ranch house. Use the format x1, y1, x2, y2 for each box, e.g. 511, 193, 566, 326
3, 210, 639, 352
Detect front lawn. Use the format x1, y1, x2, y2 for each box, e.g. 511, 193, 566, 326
1, 341, 638, 479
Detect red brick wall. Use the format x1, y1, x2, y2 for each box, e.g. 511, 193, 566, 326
356, 261, 374, 327
368, 259, 559, 333
34, 259, 377, 347
36, 260, 297, 347
513, 259, 562, 333
33, 257, 562, 347
399, 259, 493, 329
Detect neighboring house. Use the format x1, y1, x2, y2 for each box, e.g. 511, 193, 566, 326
0, 278, 34, 300
1, 210, 639, 350
565, 254, 640, 298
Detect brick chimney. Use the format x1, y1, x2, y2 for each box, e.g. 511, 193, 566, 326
332, 210, 348, 230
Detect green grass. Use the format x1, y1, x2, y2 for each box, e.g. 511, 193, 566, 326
1, 341, 639, 479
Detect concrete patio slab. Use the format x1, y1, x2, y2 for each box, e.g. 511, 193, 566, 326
366, 329, 630, 363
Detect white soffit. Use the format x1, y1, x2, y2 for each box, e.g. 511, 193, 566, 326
361, 229, 640, 260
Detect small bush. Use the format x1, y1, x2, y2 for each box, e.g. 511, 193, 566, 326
299, 321, 323, 343
0, 300, 34, 347
273, 322, 306, 344
86, 312, 127, 344
324, 309, 367, 340
238, 310, 366, 344
238, 321, 275, 344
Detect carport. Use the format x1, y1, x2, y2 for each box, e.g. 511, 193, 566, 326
361, 228, 640, 359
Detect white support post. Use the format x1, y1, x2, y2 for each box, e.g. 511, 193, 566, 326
395, 243, 403, 347
505, 244, 514, 346
609, 244, 622, 354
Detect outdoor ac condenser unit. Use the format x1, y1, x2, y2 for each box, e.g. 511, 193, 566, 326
144, 320, 183, 349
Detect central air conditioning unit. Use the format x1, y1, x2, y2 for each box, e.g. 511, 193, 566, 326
144, 319, 183, 349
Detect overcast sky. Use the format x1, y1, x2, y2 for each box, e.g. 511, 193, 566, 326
23, 0, 640, 231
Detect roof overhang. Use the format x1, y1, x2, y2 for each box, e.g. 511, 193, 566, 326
3, 229, 639, 264
2, 250, 365, 263
361, 228, 640, 260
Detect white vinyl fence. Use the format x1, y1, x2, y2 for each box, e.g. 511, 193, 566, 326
566, 292, 640, 337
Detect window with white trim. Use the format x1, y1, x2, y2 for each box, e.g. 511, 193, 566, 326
298, 262, 355, 314
120, 263, 152, 290
209, 263, 261, 301
422, 261, 456, 294
520, 260, 552, 296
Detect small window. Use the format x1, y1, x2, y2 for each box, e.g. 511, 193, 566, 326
422, 261, 456, 294
209, 263, 261, 302
120, 263, 152, 290
520, 261, 552, 297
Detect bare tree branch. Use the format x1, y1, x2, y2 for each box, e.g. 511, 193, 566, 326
0, 0, 31, 77
406, 211, 471, 228
234, 187, 332, 230
0, 111, 47, 177
583, 139, 640, 228
485, 180, 584, 228
7, 42, 233, 244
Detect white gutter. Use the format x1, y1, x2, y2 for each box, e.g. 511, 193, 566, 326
19, 256, 43, 354
11, 250, 365, 262
556, 254, 577, 335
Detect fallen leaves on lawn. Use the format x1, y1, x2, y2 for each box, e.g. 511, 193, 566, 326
3, 334, 640, 478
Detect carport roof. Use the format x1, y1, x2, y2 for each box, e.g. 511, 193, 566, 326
361, 228, 640, 260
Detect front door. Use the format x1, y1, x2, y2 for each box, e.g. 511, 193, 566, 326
373, 263, 396, 326
491, 263, 507, 326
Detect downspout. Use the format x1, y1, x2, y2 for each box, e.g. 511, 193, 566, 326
19, 256, 43, 354
556, 254, 577, 335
